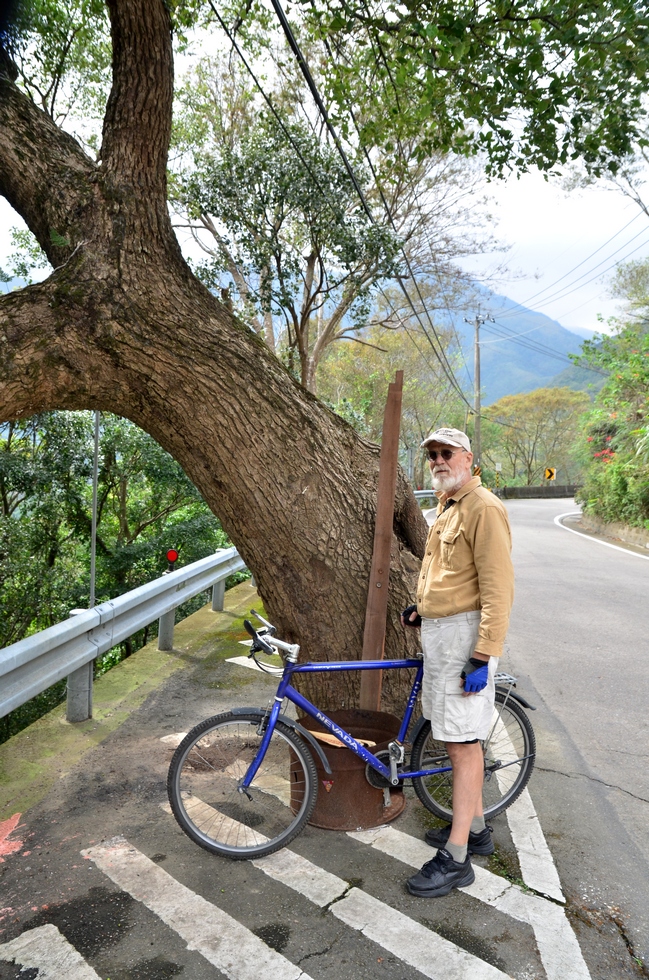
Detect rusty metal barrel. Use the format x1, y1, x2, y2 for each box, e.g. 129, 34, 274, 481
292, 709, 407, 830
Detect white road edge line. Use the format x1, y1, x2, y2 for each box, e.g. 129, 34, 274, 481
82, 837, 314, 980
347, 825, 590, 980
0, 923, 101, 979
253, 847, 510, 980
554, 512, 649, 561
505, 788, 565, 902
487, 701, 564, 901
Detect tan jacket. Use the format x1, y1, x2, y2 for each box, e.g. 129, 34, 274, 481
416, 477, 514, 657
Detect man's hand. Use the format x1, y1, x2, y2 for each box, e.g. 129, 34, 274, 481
461, 656, 489, 695
401, 604, 422, 628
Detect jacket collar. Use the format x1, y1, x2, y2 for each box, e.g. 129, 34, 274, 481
436, 475, 482, 511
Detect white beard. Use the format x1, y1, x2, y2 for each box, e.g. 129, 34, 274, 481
431, 471, 458, 493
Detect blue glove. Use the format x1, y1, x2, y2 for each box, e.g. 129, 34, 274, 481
461, 657, 489, 693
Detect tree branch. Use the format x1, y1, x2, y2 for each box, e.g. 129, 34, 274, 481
101, 0, 173, 200
0, 67, 95, 264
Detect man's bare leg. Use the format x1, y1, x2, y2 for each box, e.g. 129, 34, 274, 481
446, 741, 484, 847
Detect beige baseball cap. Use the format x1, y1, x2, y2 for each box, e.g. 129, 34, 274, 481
421, 426, 471, 452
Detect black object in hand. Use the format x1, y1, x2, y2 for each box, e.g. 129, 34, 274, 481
402, 604, 422, 628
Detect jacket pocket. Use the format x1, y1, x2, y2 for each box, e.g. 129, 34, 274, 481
439, 529, 461, 570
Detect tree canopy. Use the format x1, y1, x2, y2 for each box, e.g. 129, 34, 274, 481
171, 53, 491, 391
299, 0, 649, 175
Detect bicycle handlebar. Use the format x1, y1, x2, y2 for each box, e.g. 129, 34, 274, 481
243, 615, 300, 661
251, 608, 274, 630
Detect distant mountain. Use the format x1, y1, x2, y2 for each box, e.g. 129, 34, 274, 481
448, 291, 604, 405
546, 361, 606, 395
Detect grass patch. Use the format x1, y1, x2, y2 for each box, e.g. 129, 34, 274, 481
487, 845, 527, 889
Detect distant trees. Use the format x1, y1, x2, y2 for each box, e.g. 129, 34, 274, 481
171, 56, 491, 392
484, 388, 590, 485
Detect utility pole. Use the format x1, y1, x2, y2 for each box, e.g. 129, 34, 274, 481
463, 312, 494, 469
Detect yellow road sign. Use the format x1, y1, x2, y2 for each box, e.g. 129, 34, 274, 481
545, 467, 556, 481
473, 465, 482, 477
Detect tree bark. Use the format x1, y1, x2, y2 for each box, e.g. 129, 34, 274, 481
0, 0, 428, 711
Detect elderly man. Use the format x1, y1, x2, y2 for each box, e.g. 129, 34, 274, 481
401, 427, 514, 898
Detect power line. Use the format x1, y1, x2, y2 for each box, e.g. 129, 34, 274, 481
209, 0, 471, 406
496, 219, 649, 316
305, 14, 473, 405
525, 233, 649, 312
205, 0, 340, 209
484, 320, 606, 374
268, 0, 471, 403
326, 7, 474, 396
496, 214, 644, 316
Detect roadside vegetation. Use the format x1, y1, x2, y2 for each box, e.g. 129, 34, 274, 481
573, 260, 649, 529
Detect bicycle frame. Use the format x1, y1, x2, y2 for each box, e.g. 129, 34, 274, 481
240, 657, 453, 790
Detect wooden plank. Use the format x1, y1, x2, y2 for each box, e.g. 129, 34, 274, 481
359, 371, 403, 711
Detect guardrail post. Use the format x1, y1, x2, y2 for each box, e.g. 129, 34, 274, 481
66, 609, 93, 723
211, 580, 225, 611
158, 608, 175, 651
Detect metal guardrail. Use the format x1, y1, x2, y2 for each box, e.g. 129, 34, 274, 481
413, 490, 437, 503
0, 547, 246, 723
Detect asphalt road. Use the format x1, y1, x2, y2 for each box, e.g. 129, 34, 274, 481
1, 499, 648, 980
503, 497, 649, 967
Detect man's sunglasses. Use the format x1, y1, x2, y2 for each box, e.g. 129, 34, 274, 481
427, 448, 465, 462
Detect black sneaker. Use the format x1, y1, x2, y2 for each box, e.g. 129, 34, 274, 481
406, 848, 475, 897
424, 823, 494, 855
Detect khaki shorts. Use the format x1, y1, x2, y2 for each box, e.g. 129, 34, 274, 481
420, 611, 496, 742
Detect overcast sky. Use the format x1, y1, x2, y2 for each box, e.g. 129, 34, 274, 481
2, 166, 647, 338
463, 169, 649, 337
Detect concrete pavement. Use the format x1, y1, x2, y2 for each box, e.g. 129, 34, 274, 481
1, 507, 648, 979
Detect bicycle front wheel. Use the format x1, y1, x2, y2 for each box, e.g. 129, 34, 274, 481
167, 711, 318, 859
410, 691, 536, 820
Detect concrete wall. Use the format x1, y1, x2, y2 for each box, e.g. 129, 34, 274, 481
495, 485, 578, 500
579, 512, 649, 550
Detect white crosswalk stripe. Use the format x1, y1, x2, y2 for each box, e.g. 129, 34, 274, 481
253, 848, 511, 980
0, 923, 102, 979
83, 837, 314, 980
160, 790, 590, 979
348, 825, 590, 980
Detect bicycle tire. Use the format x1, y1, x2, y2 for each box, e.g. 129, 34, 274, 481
167, 711, 318, 859
410, 691, 536, 820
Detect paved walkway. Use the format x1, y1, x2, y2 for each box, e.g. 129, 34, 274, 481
0, 580, 636, 979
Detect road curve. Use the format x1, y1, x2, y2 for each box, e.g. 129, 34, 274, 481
504, 497, 649, 964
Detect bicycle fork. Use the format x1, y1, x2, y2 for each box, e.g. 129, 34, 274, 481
238, 695, 284, 797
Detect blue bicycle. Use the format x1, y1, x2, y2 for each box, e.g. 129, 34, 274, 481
167, 611, 536, 859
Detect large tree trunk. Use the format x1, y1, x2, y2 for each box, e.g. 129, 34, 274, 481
0, 0, 427, 711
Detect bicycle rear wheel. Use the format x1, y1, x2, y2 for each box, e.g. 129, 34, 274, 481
167, 711, 318, 859
410, 691, 536, 820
